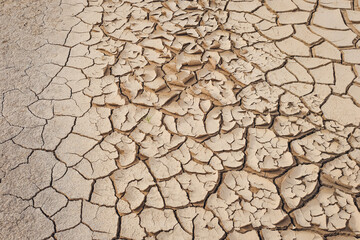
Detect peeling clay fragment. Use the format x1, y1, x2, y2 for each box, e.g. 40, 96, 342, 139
279, 164, 319, 209
91, 177, 117, 206
111, 162, 154, 197
159, 178, 189, 207
291, 130, 350, 163
293, 187, 360, 234
322, 154, 360, 193
206, 170, 288, 231
148, 155, 182, 179
74, 143, 118, 179
273, 116, 316, 137
240, 81, 284, 113
246, 128, 294, 172
176, 207, 225, 239
139, 208, 177, 233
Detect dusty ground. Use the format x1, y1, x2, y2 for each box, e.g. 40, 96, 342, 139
0, 0, 360, 239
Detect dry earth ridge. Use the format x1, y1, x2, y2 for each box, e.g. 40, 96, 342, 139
0, 0, 360, 239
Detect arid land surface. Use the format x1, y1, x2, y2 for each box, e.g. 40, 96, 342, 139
0, 0, 360, 239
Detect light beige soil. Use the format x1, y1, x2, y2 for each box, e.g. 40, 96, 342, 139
0, 0, 360, 239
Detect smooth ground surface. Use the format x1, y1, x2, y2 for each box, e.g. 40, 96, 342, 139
0, 0, 360, 239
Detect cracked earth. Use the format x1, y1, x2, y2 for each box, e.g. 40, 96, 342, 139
1, 0, 360, 239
